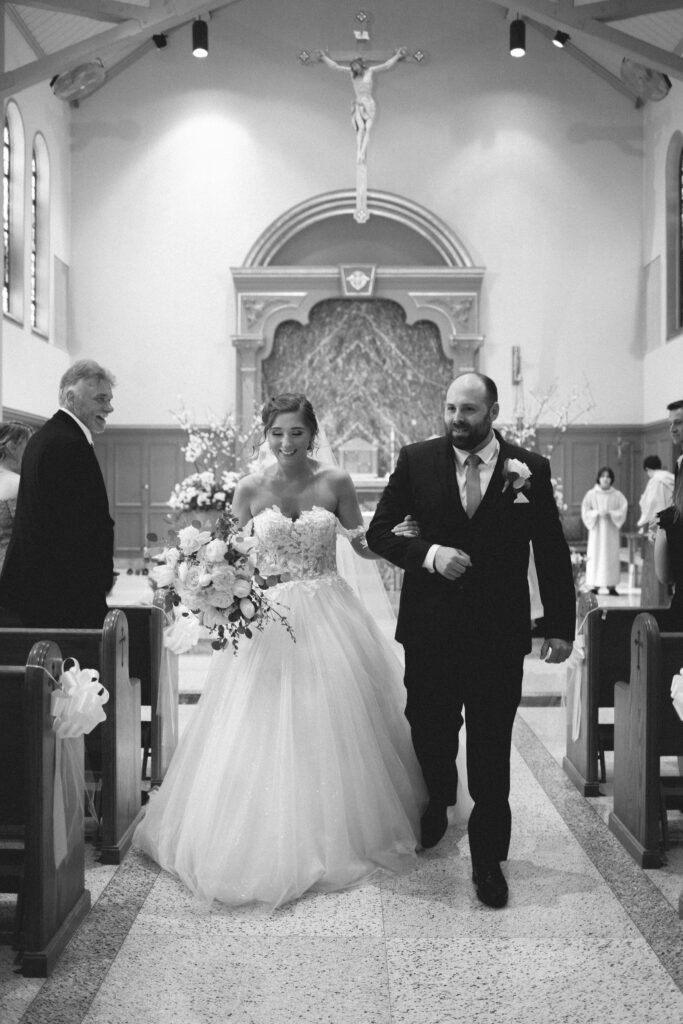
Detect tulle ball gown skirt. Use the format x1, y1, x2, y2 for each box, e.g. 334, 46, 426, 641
134, 575, 427, 910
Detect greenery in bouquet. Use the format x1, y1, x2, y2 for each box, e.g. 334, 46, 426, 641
168, 404, 259, 514
149, 511, 294, 653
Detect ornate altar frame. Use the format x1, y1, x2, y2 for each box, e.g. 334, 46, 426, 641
231, 189, 485, 428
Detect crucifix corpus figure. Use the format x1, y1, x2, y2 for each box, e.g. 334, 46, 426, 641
318, 48, 407, 164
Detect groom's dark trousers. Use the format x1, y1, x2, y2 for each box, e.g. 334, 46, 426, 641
367, 431, 575, 868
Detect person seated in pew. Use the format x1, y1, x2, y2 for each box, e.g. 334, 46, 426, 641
0, 360, 116, 628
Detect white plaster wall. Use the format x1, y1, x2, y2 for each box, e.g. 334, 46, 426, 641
68, 0, 644, 425
2, 19, 72, 417
642, 81, 683, 422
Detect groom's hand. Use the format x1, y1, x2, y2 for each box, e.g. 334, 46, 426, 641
434, 546, 472, 580
540, 638, 573, 663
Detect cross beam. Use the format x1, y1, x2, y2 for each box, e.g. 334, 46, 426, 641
0, 0, 243, 97
483, 0, 683, 80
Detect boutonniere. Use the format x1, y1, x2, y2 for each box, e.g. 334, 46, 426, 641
502, 458, 532, 494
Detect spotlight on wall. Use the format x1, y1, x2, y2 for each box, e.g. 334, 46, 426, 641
553, 31, 570, 48
509, 18, 526, 58
192, 18, 209, 58
153, 33, 167, 49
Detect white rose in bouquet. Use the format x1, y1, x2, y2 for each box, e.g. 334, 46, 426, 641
177, 525, 212, 555
205, 538, 228, 562
150, 563, 176, 588
165, 546, 181, 568
233, 578, 252, 599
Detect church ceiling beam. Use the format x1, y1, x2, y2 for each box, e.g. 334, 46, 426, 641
0, 0, 241, 96
10, 1, 147, 22
7, 5, 45, 57
487, 0, 683, 79
527, 17, 644, 103
576, 1, 683, 22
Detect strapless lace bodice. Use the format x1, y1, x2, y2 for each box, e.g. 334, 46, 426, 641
251, 506, 339, 580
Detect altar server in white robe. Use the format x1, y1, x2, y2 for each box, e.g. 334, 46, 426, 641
581, 466, 628, 595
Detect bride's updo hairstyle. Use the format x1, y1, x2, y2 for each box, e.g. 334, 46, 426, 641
261, 393, 319, 451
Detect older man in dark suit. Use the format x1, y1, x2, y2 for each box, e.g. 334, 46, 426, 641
367, 372, 575, 908
0, 359, 115, 628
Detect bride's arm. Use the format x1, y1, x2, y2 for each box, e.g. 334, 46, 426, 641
333, 470, 418, 559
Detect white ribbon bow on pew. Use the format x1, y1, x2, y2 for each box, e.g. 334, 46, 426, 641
49, 660, 108, 867
50, 659, 109, 738
672, 670, 683, 721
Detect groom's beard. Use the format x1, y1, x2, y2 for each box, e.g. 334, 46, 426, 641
444, 419, 492, 451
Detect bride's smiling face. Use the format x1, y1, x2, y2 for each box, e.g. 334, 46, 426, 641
267, 412, 312, 464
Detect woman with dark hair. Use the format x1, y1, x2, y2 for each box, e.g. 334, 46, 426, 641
655, 471, 683, 625
581, 466, 628, 595
0, 421, 32, 573
136, 393, 429, 910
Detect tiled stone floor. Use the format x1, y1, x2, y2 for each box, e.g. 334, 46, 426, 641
2, 573, 683, 1024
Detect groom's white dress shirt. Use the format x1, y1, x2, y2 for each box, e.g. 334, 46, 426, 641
423, 433, 500, 573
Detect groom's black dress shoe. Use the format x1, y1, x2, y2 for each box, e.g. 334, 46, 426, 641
420, 802, 448, 849
472, 862, 508, 908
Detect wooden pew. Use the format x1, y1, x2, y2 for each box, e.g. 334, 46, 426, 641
0, 609, 141, 865
608, 614, 683, 868
563, 602, 671, 796
0, 640, 90, 977
112, 592, 178, 787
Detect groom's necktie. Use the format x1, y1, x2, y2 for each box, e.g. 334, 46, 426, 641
465, 453, 482, 518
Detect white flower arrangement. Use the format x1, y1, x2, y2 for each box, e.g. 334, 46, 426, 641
150, 512, 294, 654
168, 469, 241, 513
167, 404, 259, 514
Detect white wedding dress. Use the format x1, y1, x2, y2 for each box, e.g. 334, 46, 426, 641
134, 505, 428, 909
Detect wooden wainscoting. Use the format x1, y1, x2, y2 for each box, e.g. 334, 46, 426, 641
84, 419, 676, 564
94, 427, 186, 564
536, 421, 675, 542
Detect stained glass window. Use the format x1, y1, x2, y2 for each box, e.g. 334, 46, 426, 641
30, 150, 36, 327
3, 119, 10, 315
679, 147, 683, 330
30, 134, 49, 337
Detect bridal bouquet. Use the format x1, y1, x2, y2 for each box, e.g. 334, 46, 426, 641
150, 512, 294, 654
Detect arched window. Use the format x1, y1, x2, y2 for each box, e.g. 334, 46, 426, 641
2, 101, 25, 321
30, 133, 49, 337
666, 131, 683, 339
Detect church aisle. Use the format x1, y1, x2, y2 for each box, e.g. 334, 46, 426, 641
4, 695, 683, 1024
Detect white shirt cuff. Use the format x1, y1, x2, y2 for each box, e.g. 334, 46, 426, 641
423, 544, 440, 573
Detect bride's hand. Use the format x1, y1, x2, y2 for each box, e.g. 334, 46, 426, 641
391, 514, 420, 538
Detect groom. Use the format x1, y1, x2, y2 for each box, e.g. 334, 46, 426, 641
367, 372, 575, 908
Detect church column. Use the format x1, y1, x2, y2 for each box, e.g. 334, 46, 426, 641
232, 335, 263, 433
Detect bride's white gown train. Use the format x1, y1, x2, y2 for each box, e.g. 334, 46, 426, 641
135, 506, 434, 909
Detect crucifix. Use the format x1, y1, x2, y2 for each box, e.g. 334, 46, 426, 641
300, 12, 423, 223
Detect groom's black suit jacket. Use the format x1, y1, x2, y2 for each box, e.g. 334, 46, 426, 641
367, 432, 575, 654
0, 410, 114, 627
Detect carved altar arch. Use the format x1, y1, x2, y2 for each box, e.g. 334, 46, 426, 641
231, 189, 485, 428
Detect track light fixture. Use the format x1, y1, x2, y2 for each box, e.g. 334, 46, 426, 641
509, 18, 526, 58
553, 31, 570, 48
153, 34, 167, 50
192, 17, 209, 58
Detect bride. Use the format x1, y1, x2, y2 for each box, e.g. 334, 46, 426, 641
135, 393, 433, 909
